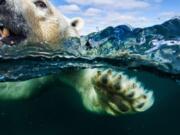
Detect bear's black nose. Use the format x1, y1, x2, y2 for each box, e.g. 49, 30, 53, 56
0, 0, 6, 5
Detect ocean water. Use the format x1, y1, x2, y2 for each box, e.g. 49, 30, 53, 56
0, 18, 180, 135
0, 71, 179, 135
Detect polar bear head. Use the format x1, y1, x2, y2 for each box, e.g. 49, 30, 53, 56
0, 0, 84, 45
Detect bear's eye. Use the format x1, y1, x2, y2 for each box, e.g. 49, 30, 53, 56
34, 1, 47, 9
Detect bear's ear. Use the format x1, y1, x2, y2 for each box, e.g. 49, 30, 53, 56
70, 17, 84, 31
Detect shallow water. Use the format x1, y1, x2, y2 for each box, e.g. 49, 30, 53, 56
0, 71, 179, 135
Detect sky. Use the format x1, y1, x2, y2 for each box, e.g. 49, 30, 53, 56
51, 0, 180, 34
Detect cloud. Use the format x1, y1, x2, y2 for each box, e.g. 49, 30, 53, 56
66, 0, 150, 10
56, 0, 176, 35
57, 4, 154, 34
58, 4, 81, 14
84, 8, 103, 16
79, 10, 153, 34
156, 11, 180, 23
83, 11, 153, 34
159, 11, 180, 18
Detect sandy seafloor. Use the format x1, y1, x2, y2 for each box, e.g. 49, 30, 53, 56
0, 70, 179, 135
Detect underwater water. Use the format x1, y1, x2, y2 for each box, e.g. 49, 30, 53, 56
0, 71, 179, 135
0, 18, 179, 134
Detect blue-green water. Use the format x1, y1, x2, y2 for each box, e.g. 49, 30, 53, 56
0, 18, 180, 82
0, 71, 179, 135
0, 18, 179, 134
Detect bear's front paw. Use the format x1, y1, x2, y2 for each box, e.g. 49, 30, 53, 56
91, 69, 154, 115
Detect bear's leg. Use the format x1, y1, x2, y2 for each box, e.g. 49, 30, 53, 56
0, 76, 51, 100
0, 68, 154, 116
60, 68, 154, 116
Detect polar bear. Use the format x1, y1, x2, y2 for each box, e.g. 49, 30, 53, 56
0, 0, 84, 45
0, 0, 154, 116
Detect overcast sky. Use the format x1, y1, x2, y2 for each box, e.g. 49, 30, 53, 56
52, 0, 180, 35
